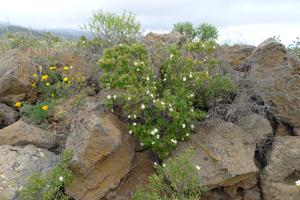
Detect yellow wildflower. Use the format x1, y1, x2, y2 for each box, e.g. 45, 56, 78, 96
63, 77, 69, 83
46, 82, 50, 86
33, 74, 37, 78
41, 105, 49, 111
15, 101, 22, 108
31, 82, 36, 87
49, 66, 56, 70
41, 75, 49, 81
51, 93, 55, 97
64, 66, 69, 71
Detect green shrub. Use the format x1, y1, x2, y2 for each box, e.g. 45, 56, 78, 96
19, 149, 73, 200
133, 149, 206, 200
82, 10, 141, 47
99, 42, 235, 158
173, 22, 218, 42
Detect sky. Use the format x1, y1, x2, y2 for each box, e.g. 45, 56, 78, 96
0, 0, 300, 45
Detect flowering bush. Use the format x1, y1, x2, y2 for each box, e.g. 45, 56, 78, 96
133, 149, 206, 200
100, 42, 235, 158
18, 149, 73, 200
19, 64, 86, 125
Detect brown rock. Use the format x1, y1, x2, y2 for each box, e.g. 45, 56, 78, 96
0, 120, 57, 149
247, 38, 300, 129
144, 31, 185, 46
173, 119, 258, 190
0, 49, 37, 105
244, 189, 261, 200
0, 103, 18, 128
65, 100, 135, 200
261, 136, 300, 200
275, 123, 291, 136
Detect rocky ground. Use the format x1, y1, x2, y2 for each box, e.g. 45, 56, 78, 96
0, 33, 300, 200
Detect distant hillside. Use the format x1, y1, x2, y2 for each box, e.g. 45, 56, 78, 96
0, 21, 92, 39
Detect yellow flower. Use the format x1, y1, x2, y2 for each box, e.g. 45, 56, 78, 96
51, 93, 55, 97
41, 75, 49, 81
41, 105, 49, 111
64, 66, 69, 71
15, 101, 22, 108
63, 77, 69, 83
49, 66, 56, 70
31, 82, 36, 87
33, 74, 37, 78
46, 82, 50, 86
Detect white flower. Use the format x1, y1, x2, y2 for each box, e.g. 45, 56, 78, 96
129, 130, 133, 135
151, 130, 155, 135
196, 165, 201, 170
133, 122, 137, 126
161, 101, 165, 105
191, 108, 194, 112
162, 163, 166, 167
182, 123, 186, 128
191, 124, 195, 129
146, 76, 150, 81
189, 73, 193, 78
171, 139, 177, 144
141, 104, 146, 109
111, 109, 114, 112
170, 54, 173, 59
202, 44, 205, 48
296, 180, 300, 186
128, 96, 131, 101
150, 93, 154, 98
128, 115, 131, 119
151, 141, 155, 145
213, 46, 216, 49
59, 176, 64, 182
182, 77, 186, 82
163, 78, 167, 81
106, 95, 111, 99
190, 93, 194, 98
152, 99, 156, 103
146, 90, 150, 95
156, 135, 160, 139
134, 62, 138, 66
169, 108, 174, 112
136, 68, 140, 72
186, 133, 190, 137
113, 95, 117, 99
164, 74, 167, 77
154, 128, 158, 133
154, 162, 158, 166
140, 142, 144, 146
133, 114, 137, 119
70, 66, 73, 69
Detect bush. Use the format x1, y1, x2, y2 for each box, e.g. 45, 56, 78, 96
133, 149, 206, 200
99, 42, 235, 158
173, 22, 218, 42
82, 10, 141, 47
18, 149, 73, 200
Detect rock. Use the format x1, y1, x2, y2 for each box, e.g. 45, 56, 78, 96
0, 120, 57, 149
105, 150, 155, 200
275, 123, 291, 136
261, 136, 300, 200
238, 113, 273, 145
0, 103, 18, 128
0, 145, 59, 200
0, 49, 37, 105
173, 119, 258, 190
244, 188, 261, 200
247, 38, 300, 129
65, 99, 135, 200
218, 45, 255, 71
143, 31, 185, 47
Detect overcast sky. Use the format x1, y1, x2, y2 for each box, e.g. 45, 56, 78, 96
1, 0, 300, 45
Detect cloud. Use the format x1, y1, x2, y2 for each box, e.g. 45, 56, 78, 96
0, 0, 299, 45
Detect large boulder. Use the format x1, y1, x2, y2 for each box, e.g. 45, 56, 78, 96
261, 136, 300, 200
0, 50, 37, 105
246, 38, 300, 129
65, 99, 135, 200
0, 103, 18, 128
0, 145, 59, 200
143, 31, 185, 47
0, 120, 57, 149
173, 119, 258, 195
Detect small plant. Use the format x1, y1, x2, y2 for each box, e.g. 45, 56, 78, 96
133, 149, 206, 200
82, 10, 141, 47
18, 149, 73, 200
173, 22, 218, 42
100, 43, 234, 158
20, 101, 54, 124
